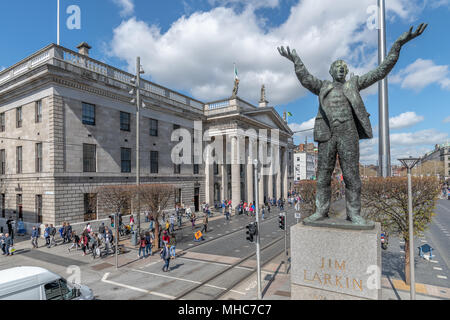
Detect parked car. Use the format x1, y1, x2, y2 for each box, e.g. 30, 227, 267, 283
0, 266, 94, 300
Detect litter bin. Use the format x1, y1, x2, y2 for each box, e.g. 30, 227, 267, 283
131, 230, 138, 246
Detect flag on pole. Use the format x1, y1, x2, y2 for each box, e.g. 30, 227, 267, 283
287, 111, 293, 117
234, 63, 239, 81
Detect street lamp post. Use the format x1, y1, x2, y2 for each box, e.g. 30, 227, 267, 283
130, 57, 145, 238
253, 159, 262, 300
398, 156, 420, 300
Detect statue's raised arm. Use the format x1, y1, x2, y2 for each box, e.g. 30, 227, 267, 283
278, 46, 323, 96
358, 23, 428, 90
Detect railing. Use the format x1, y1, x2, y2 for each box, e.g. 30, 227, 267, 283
0, 44, 205, 112
208, 100, 230, 110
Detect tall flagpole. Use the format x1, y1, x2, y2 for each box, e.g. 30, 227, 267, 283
378, 0, 391, 177
57, 0, 60, 45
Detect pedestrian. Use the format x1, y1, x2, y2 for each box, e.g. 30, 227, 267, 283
31, 226, 39, 249
169, 233, 177, 259
201, 214, 208, 233
44, 224, 51, 247
104, 229, 112, 256
0, 233, 6, 255
59, 223, 65, 242
261, 206, 265, 220
66, 223, 73, 243
90, 233, 100, 259
6, 216, 14, 237
49, 224, 57, 248
145, 231, 153, 257
5, 233, 13, 256
98, 223, 106, 240
138, 235, 146, 259
190, 211, 196, 229
80, 231, 89, 256
162, 230, 170, 245
160, 242, 171, 272
149, 215, 154, 231
62, 222, 69, 244
129, 214, 135, 231
17, 218, 26, 236
68, 231, 80, 252
169, 214, 175, 233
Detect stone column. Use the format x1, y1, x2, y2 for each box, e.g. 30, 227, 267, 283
205, 148, 214, 205
276, 147, 282, 200
246, 139, 256, 205
220, 135, 228, 202
283, 147, 288, 199
258, 139, 265, 207
231, 136, 241, 210
267, 143, 274, 200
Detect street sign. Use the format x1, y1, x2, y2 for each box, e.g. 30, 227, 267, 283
194, 230, 203, 240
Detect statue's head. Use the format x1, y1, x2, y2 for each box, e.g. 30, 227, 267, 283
329, 60, 348, 83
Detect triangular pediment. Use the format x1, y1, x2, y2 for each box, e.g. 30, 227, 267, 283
242, 107, 293, 135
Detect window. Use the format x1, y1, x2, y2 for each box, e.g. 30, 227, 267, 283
1, 194, 5, 218
150, 151, 158, 174
194, 164, 199, 175
35, 143, 43, 173
149, 119, 158, 136
82, 102, 95, 125
35, 100, 42, 123
36, 195, 43, 223
84, 193, 97, 221
83, 144, 96, 172
0, 113, 5, 132
16, 107, 22, 128
16, 146, 22, 174
121, 148, 131, 173
44, 281, 63, 300
174, 163, 181, 174
0, 149, 5, 175
120, 112, 130, 131
175, 188, 182, 205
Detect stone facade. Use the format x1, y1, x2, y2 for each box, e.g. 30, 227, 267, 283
0, 43, 295, 232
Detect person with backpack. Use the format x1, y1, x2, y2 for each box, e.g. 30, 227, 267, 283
31, 226, 39, 249
104, 229, 113, 256
160, 242, 171, 272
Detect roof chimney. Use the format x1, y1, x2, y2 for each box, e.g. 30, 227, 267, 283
76, 42, 92, 56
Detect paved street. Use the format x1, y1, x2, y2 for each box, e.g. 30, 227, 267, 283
381, 199, 450, 290
1, 199, 449, 300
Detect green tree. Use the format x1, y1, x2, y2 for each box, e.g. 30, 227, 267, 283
361, 177, 440, 284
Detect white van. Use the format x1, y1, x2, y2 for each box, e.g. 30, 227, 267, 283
0, 267, 94, 300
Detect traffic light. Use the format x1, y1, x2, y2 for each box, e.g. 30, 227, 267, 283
279, 214, 285, 230
246, 222, 258, 242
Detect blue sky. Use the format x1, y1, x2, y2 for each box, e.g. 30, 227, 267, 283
0, 0, 449, 165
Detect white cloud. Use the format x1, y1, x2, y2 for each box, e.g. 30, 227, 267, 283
108, 0, 423, 105
443, 116, 450, 123
289, 118, 315, 143
112, 0, 134, 17
208, 0, 281, 10
389, 111, 424, 129
390, 59, 450, 92
391, 129, 448, 146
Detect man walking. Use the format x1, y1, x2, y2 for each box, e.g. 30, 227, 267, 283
201, 214, 208, 233
31, 226, 39, 249
44, 224, 51, 247
6, 216, 14, 238
49, 224, 57, 248
161, 242, 171, 272
0, 233, 6, 255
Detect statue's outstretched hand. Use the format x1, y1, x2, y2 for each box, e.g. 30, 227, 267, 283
277, 46, 301, 64
397, 23, 428, 46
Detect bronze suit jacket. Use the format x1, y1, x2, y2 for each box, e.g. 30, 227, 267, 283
314, 76, 373, 143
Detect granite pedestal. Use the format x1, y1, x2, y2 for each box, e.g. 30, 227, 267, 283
290, 222, 381, 300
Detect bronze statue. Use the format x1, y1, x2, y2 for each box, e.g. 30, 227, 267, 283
278, 24, 427, 229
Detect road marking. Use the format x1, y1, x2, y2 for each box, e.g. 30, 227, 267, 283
142, 261, 159, 268
101, 273, 176, 299
433, 267, 443, 271
131, 269, 245, 295
437, 275, 448, 279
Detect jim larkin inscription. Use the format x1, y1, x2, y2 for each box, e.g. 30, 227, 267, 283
278, 24, 427, 230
